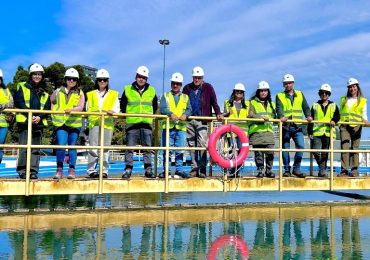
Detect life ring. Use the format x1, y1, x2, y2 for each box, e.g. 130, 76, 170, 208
207, 234, 249, 260
208, 124, 249, 168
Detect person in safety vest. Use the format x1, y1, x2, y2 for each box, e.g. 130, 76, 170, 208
338, 78, 369, 177
183, 66, 223, 178
223, 82, 250, 178
307, 84, 340, 178
120, 66, 158, 179
248, 81, 276, 178
159, 72, 192, 179
0, 69, 14, 164
276, 73, 312, 178
86, 69, 119, 179
14, 63, 51, 179
51, 68, 85, 179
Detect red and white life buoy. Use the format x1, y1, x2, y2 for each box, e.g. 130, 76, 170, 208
207, 234, 249, 260
208, 124, 249, 169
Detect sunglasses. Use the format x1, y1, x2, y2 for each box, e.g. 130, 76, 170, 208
235, 90, 244, 94
137, 75, 147, 80
259, 89, 268, 92
193, 76, 203, 80
319, 91, 330, 96
97, 78, 108, 82
66, 77, 78, 82
172, 82, 182, 86
32, 73, 43, 76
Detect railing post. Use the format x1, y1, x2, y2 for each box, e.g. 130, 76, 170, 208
154, 118, 161, 177
209, 120, 215, 177
164, 117, 170, 193
278, 121, 283, 191
329, 126, 334, 191
25, 111, 33, 196
98, 114, 106, 194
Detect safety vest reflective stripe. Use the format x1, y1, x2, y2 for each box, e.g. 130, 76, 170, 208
312, 102, 336, 138
87, 90, 118, 130
52, 88, 83, 128
248, 99, 275, 135
0, 88, 11, 127
277, 90, 304, 122
161, 92, 189, 131
15, 82, 49, 126
340, 96, 367, 127
125, 85, 156, 124
224, 100, 250, 130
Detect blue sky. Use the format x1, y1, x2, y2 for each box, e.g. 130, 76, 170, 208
1, 0, 370, 135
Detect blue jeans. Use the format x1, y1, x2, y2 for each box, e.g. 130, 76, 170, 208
55, 126, 81, 167
0, 127, 8, 163
162, 129, 186, 172
282, 126, 304, 172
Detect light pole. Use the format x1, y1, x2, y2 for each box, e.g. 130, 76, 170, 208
159, 39, 170, 95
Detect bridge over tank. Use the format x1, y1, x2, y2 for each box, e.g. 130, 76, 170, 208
1, 108, 370, 196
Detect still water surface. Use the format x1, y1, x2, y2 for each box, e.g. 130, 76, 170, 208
0, 192, 369, 259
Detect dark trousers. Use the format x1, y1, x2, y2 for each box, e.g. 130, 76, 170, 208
312, 135, 330, 174
17, 128, 42, 174
253, 144, 274, 173
125, 128, 153, 169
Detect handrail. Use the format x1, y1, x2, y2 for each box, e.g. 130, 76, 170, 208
0, 108, 369, 196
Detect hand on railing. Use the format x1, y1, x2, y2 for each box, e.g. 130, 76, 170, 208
306, 116, 313, 122
32, 116, 41, 124
216, 114, 224, 121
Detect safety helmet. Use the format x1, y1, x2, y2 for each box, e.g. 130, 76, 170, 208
64, 68, 79, 78
0, 69, 3, 78
320, 83, 331, 92
258, 81, 270, 90
282, 73, 295, 83
171, 72, 183, 83
192, 66, 204, 77
96, 69, 110, 79
234, 83, 245, 92
136, 66, 149, 78
347, 77, 359, 87
29, 63, 44, 74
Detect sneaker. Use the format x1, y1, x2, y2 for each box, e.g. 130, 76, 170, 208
292, 170, 305, 178
88, 171, 98, 178
145, 167, 155, 178
122, 168, 132, 179
256, 170, 264, 178
30, 173, 38, 179
158, 172, 165, 178
283, 171, 291, 177
337, 170, 349, 177
265, 171, 275, 178
103, 172, 108, 179
351, 169, 359, 177
19, 173, 26, 179
189, 168, 199, 178
67, 168, 76, 179
318, 171, 327, 178
175, 171, 188, 179
54, 168, 63, 179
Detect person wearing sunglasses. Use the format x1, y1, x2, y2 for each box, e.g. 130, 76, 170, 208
120, 66, 158, 179
51, 68, 85, 179
249, 81, 277, 178
223, 83, 250, 178
276, 73, 312, 178
182, 66, 223, 178
14, 63, 51, 179
307, 84, 339, 177
159, 72, 191, 179
338, 78, 369, 177
0, 69, 14, 165
86, 69, 119, 179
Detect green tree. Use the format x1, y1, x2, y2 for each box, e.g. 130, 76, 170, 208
72, 65, 95, 93
44, 62, 65, 89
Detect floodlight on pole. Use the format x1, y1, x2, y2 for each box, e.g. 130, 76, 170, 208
159, 39, 170, 95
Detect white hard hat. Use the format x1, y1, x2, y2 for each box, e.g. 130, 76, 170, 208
171, 72, 183, 83
136, 66, 149, 78
96, 69, 110, 79
29, 63, 44, 74
0, 69, 3, 78
64, 68, 79, 78
234, 83, 245, 91
258, 81, 270, 90
192, 66, 204, 77
320, 83, 331, 92
282, 73, 295, 83
347, 77, 359, 86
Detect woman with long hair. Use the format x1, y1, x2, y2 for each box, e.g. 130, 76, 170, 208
338, 78, 369, 177
51, 68, 85, 179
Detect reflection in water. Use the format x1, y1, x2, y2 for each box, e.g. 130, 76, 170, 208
0, 205, 369, 259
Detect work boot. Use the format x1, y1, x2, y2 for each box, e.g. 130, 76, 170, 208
54, 168, 63, 179
265, 171, 275, 178
292, 170, 305, 178
122, 168, 132, 179
256, 168, 264, 178
30, 173, 38, 179
189, 168, 199, 178
67, 168, 76, 179
351, 169, 359, 177
318, 170, 327, 178
283, 170, 291, 177
145, 167, 155, 178
337, 170, 349, 177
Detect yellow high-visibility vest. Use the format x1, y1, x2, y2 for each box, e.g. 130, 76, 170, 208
277, 90, 304, 123
124, 85, 156, 124
161, 92, 189, 131
248, 99, 275, 135
224, 99, 250, 130
340, 96, 367, 127
87, 89, 119, 130
312, 102, 336, 138
0, 88, 11, 127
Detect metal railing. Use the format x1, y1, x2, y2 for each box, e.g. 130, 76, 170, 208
0, 108, 369, 195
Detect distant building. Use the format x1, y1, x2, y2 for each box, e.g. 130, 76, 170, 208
81, 65, 98, 81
